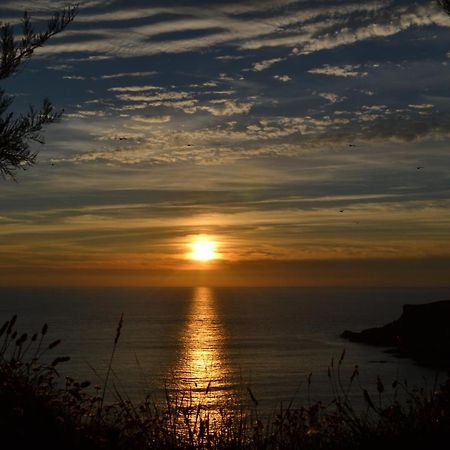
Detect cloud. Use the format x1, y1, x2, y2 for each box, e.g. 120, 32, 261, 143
31, 1, 410, 59
318, 92, 346, 104
216, 55, 245, 61
252, 57, 285, 72
242, 2, 448, 54
50, 102, 450, 171
65, 110, 109, 119
2, 0, 450, 285
360, 89, 375, 96
100, 71, 157, 80
67, 55, 113, 62
193, 100, 253, 116
115, 91, 193, 103
132, 115, 171, 124
408, 104, 435, 109
47, 64, 72, 71
62, 75, 86, 80
0, 0, 111, 11
274, 74, 291, 82
108, 85, 163, 93
308, 64, 368, 78
298, 3, 449, 55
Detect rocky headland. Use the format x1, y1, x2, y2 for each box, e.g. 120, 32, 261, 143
341, 300, 450, 368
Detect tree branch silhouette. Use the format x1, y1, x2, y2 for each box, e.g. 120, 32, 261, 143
439, 0, 450, 16
0, 5, 78, 179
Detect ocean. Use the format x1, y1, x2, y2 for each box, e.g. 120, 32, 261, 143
1, 287, 448, 411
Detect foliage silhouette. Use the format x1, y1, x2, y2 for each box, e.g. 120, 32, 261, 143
440, 0, 450, 16
0, 5, 78, 179
1, 316, 450, 450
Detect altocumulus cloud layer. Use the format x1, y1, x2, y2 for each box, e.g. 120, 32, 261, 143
1, 0, 450, 286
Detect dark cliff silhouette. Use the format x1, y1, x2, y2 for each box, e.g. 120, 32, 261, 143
342, 300, 450, 367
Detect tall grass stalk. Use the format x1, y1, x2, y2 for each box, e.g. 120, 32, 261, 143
99, 313, 123, 413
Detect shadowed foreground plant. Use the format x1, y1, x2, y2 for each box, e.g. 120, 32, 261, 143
1, 316, 450, 450
0, 316, 127, 449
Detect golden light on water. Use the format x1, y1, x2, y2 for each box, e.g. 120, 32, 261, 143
174, 287, 232, 409
190, 237, 218, 262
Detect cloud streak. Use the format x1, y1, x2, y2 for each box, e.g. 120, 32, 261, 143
26, 1, 445, 60
1, 0, 450, 285
308, 64, 368, 78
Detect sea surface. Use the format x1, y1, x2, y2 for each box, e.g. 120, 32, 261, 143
1, 287, 449, 411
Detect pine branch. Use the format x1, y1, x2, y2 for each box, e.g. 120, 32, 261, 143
0, 5, 78, 178
439, 0, 450, 16
0, 5, 78, 80
0, 94, 61, 178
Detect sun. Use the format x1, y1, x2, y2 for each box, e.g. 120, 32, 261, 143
190, 238, 217, 262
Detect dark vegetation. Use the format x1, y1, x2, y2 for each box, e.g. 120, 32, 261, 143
441, 0, 450, 16
1, 315, 450, 450
0, 6, 77, 178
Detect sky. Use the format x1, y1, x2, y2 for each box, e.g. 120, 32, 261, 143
0, 0, 450, 287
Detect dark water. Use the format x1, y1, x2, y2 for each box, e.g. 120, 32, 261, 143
1, 287, 448, 410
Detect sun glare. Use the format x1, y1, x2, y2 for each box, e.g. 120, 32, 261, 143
190, 239, 217, 262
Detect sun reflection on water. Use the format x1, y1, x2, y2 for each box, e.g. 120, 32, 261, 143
174, 287, 233, 408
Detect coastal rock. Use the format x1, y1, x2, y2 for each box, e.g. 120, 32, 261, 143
341, 300, 450, 367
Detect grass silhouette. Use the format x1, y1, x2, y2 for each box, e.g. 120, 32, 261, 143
1, 315, 449, 450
